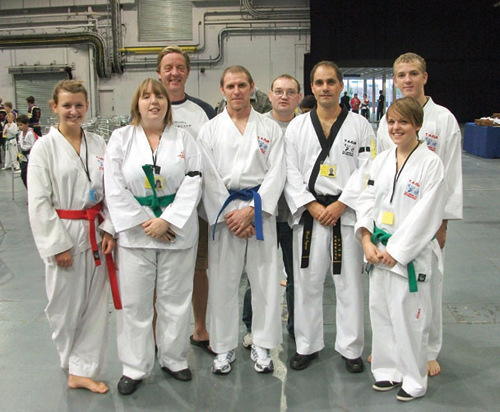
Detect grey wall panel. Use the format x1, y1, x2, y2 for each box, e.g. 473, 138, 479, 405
138, 0, 192, 42
15, 73, 67, 131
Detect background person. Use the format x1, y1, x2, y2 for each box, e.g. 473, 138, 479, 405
16, 114, 37, 188
26, 95, 42, 136
2, 112, 19, 170
360, 93, 370, 120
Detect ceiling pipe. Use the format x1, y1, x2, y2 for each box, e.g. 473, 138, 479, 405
0, 32, 111, 78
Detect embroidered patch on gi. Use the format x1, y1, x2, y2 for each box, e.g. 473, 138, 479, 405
342, 139, 356, 157
404, 180, 420, 200
178, 150, 185, 159
424, 132, 438, 152
418, 273, 427, 282
416, 308, 421, 320
258, 135, 270, 155
96, 155, 104, 171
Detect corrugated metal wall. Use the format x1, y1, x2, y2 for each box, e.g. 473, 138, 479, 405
138, 0, 193, 42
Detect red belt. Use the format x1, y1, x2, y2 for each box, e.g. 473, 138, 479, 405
56, 203, 122, 310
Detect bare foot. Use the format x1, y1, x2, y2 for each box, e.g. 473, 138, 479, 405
367, 354, 372, 363
68, 374, 109, 393
428, 360, 441, 377
279, 280, 287, 287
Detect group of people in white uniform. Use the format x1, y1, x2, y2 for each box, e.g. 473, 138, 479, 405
26, 50, 461, 403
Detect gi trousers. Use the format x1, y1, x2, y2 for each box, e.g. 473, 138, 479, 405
44, 248, 109, 378
116, 246, 196, 380
208, 215, 282, 353
293, 221, 364, 358
369, 266, 432, 398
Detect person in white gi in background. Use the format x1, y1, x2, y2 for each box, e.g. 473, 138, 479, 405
356, 97, 446, 402
156, 45, 216, 353
104, 78, 202, 396
28, 80, 115, 394
2, 112, 19, 170
197, 65, 285, 375
16, 114, 37, 188
284, 61, 374, 372
376, 52, 463, 376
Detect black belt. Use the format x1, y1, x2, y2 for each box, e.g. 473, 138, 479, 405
300, 194, 342, 274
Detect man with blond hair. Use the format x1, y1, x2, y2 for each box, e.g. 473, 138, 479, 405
156, 45, 216, 363
377, 52, 463, 377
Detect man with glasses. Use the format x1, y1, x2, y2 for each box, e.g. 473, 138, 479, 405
241, 75, 302, 349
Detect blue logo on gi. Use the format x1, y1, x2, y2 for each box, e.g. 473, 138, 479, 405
258, 135, 269, 155
404, 180, 420, 200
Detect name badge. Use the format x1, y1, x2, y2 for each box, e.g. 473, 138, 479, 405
320, 164, 336, 177
146, 175, 165, 190
371, 138, 377, 159
381, 211, 394, 225
89, 189, 97, 202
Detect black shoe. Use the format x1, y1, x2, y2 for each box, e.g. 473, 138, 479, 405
342, 356, 364, 373
396, 388, 415, 402
372, 380, 401, 392
289, 352, 318, 370
117, 375, 142, 395
161, 366, 192, 382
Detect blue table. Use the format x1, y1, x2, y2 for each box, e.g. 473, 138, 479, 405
463, 122, 500, 158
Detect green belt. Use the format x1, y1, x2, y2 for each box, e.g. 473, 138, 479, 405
371, 226, 418, 293
135, 164, 176, 217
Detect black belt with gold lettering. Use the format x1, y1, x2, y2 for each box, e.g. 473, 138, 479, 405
300, 194, 342, 274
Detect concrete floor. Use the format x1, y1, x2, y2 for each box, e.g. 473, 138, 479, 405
1, 149, 499, 412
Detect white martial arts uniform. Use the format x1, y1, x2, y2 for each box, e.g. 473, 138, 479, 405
3, 122, 19, 169
377, 97, 463, 361
355, 142, 445, 398
284, 110, 374, 358
28, 126, 113, 378
197, 108, 285, 353
104, 124, 201, 380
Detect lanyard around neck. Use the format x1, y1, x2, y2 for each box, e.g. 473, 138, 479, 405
390, 142, 419, 203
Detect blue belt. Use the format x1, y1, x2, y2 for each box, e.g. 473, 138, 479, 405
212, 185, 263, 241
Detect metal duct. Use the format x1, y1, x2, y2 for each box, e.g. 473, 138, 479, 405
0, 32, 112, 78
111, 0, 123, 74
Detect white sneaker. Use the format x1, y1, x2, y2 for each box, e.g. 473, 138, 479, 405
250, 345, 274, 373
211, 350, 235, 375
242, 332, 253, 349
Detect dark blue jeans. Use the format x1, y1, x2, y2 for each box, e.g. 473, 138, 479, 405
242, 222, 294, 336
